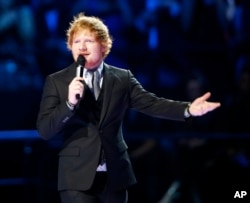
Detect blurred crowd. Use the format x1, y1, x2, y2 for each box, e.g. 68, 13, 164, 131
1, 0, 249, 133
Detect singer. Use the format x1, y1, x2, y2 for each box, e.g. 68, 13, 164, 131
36, 12, 221, 203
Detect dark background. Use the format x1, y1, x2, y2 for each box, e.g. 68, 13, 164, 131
0, 0, 250, 202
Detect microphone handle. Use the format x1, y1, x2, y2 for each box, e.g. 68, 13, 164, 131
76, 94, 80, 100
76, 65, 84, 77
76, 65, 84, 99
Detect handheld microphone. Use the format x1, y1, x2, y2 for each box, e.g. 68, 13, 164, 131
76, 55, 86, 99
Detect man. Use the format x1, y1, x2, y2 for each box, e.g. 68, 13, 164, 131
36, 12, 221, 203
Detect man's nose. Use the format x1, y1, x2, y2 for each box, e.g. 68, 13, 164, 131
79, 43, 87, 51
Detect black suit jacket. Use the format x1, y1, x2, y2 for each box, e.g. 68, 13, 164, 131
37, 62, 189, 191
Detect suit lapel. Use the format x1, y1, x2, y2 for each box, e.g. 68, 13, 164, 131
54, 62, 76, 101
65, 63, 78, 84
99, 64, 115, 128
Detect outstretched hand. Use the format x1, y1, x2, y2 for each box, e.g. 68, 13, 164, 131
189, 92, 221, 116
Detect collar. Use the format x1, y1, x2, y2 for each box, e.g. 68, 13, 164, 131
83, 61, 103, 77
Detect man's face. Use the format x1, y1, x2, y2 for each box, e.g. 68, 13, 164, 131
71, 30, 106, 70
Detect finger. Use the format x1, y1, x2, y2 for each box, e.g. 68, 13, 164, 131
206, 102, 221, 112
75, 84, 83, 93
76, 78, 85, 85
210, 102, 221, 109
198, 92, 211, 102
75, 76, 84, 81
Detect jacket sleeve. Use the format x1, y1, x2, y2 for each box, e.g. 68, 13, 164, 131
128, 70, 189, 121
36, 75, 74, 140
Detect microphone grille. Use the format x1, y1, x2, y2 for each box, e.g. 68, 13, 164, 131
77, 55, 86, 66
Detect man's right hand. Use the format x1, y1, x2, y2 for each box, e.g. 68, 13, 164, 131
68, 77, 85, 105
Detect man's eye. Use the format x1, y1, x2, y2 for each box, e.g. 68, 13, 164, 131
86, 39, 94, 43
